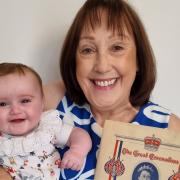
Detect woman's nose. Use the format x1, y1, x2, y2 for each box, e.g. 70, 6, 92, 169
94, 53, 111, 73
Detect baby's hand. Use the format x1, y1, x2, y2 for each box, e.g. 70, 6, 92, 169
61, 150, 85, 171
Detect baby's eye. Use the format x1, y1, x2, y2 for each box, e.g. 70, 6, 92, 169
0, 102, 7, 107
21, 99, 31, 104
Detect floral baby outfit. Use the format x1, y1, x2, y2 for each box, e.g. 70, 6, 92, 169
0, 110, 73, 180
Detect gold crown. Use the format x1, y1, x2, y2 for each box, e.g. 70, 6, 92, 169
144, 134, 161, 152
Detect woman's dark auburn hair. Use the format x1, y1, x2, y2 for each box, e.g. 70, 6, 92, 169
60, 0, 156, 107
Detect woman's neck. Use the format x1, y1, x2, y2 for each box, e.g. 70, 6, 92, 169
91, 103, 139, 127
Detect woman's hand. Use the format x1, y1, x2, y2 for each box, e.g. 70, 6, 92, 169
0, 167, 12, 180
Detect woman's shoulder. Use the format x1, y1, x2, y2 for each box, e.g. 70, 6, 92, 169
43, 80, 65, 110
139, 102, 171, 116
141, 102, 180, 132
168, 114, 180, 132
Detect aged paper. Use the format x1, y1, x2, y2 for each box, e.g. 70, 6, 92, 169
95, 120, 180, 180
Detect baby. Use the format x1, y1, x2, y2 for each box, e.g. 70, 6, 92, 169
0, 62, 92, 180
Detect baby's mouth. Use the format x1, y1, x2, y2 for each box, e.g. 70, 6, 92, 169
10, 119, 25, 123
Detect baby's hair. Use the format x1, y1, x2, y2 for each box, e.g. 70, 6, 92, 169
0, 62, 43, 95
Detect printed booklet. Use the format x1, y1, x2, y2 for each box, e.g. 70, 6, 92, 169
95, 120, 180, 180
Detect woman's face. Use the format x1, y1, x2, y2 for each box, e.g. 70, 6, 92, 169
76, 19, 137, 111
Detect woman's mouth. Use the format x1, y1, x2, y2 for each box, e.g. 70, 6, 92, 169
93, 78, 117, 87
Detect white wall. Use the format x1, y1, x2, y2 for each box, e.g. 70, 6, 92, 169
0, 0, 179, 116
128, 0, 180, 116
0, 0, 86, 83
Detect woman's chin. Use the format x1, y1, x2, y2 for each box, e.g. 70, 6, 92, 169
91, 99, 117, 110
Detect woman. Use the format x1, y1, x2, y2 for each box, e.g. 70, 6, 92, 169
1, 0, 179, 179
44, 0, 180, 179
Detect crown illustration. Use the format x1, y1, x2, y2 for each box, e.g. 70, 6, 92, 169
144, 134, 161, 152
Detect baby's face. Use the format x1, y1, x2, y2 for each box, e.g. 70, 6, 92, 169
0, 72, 44, 136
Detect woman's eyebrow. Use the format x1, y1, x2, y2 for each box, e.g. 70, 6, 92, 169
109, 33, 131, 40
79, 36, 94, 40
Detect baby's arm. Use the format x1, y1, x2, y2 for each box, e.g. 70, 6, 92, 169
61, 127, 92, 171
41, 110, 92, 170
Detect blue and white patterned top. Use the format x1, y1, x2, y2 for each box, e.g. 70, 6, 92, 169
56, 94, 171, 180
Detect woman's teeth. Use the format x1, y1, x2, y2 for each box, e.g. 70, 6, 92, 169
94, 79, 116, 87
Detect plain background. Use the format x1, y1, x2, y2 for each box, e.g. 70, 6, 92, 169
0, 0, 179, 116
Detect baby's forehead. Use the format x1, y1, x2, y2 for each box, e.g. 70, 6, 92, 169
10, 71, 41, 90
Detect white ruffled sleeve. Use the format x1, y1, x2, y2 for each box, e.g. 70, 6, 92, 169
39, 109, 74, 148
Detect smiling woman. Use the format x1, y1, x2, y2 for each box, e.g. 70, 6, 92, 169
43, 0, 180, 179
76, 23, 137, 115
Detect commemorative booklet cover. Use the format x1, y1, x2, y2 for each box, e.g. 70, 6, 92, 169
94, 120, 180, 180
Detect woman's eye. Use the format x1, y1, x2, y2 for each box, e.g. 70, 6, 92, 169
80, 47, 95, 54
111, 45, 124, 52
21, 99, 31, 104
0, 102, 7, 107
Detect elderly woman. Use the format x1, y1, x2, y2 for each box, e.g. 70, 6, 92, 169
0, 0, 180, 179
44, 0, 180, 179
